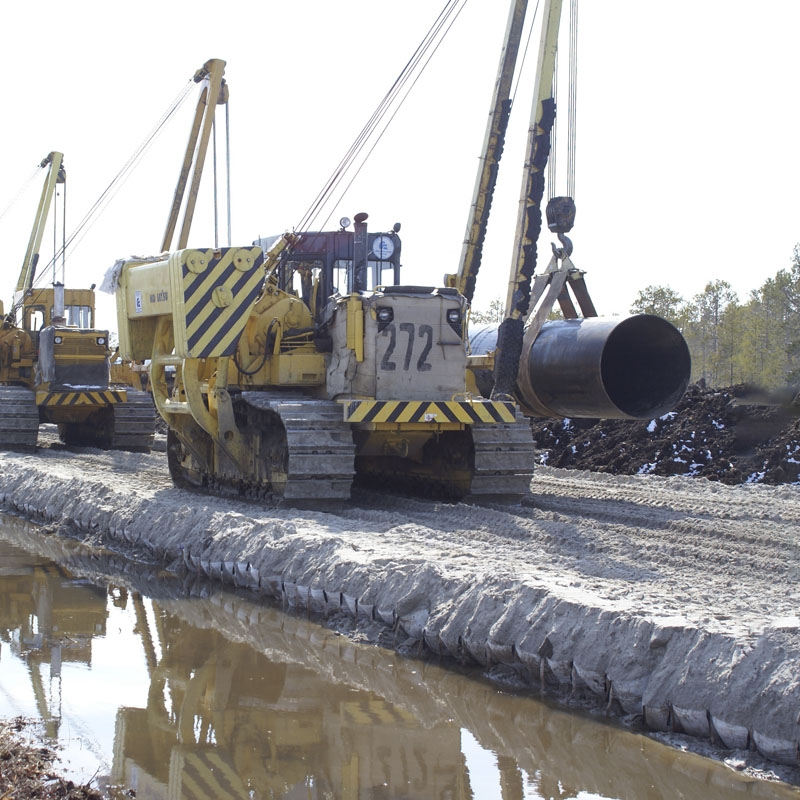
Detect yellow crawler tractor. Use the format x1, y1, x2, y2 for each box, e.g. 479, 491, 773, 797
0, 152, 155, 451
112, 21, 691, 505
109, 59, 535, 504
114, 218, 535, 503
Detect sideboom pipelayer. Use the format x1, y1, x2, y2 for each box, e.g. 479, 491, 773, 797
112, 2, 690, 505
0, 152, 155, 452
114, 217, 536, 503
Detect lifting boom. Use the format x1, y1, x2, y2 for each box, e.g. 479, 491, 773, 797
162, 58, 229, 252
451, 0, 527, 304
491, 0, 564, 400
15, 152, 66, 298
465, 0, 690, 419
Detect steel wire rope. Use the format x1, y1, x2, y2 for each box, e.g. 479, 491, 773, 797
566, 0, 578, 199
211, 101, 233, 248
293, 5, 451, 232
321, 1, 471, 228
226, 101, 232, 246
503, 0, 575, 205
7, 166, 67, 317
549, 47, 558, 198
295, 0, 467, 234
210, 98, 232, 249
295, 0, 461, 231
39, 177, 68, 290
21, 80, 196, 306
14, 176, 68, 319
59, 80, 196, 259
53, 180, 67, 287
0, 166, 41, 225
546, 0, 578, 202
213, 113, 219, 248
510, 0, 541, 107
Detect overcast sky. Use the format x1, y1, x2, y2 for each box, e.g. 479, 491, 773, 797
2, 0, 799, 331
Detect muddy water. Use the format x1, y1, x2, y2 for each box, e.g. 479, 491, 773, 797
0, 514, 797, 800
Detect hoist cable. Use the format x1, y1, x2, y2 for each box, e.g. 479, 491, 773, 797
295, 0, 467, 233
0, 166, 41, 226
61, 180, 67, 286
213, 116, 219, 249
510, 0, 541, 106
51, 181, 66, 286
12, 180, 67, 320
319, 1, 470, 229
208, 99, 233, 249
52, 185, 58, 285
26, 80, 196, 297
295, 0, 464, 231
548, 47, 558, 199
566, 0, 578, 199
226, 101, 232, 246
545, 0, 578, 202
62, 80, 195, 257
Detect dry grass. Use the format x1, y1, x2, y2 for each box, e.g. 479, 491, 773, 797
0, 718, 103, 800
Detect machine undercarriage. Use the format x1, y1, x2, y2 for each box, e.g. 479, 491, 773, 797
0, 384, 155, 452
165, 390, 535, 504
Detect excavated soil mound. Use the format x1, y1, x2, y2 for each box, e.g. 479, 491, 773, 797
530, 384, 800, 485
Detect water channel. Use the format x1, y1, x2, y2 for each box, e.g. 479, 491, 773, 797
0, 511, 797, 800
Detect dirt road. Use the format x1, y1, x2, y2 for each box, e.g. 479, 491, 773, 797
0, 433, 798, 767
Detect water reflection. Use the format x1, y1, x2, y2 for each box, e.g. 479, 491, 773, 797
0, 538, 107, 741
0, 514, 797, 799
117, 610, 465, 799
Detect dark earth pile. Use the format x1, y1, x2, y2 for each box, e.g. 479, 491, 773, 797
530, 384, 800, 485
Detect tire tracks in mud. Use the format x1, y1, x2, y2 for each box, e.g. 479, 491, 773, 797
6, 440, 800, 636
3, 441, 800, 767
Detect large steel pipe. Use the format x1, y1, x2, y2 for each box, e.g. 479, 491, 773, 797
470, 314, 691, 420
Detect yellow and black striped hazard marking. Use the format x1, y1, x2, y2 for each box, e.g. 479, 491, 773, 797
341, 699, 418, 727
175, 747, 249, 800
36, 389, 126, 407
344, 399, 517, 424
182, 247, 265, 358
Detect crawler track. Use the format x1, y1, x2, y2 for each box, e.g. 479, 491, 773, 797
243, 393, 356, 503
352, 413, 535, 501
57, 389, 156, 452
0, 386, 39, 449
109, 390, 157, 452
469, 413, 536, 498
167, 392, 534, 504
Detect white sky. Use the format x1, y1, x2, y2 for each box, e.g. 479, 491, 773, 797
2, 0, 799, 332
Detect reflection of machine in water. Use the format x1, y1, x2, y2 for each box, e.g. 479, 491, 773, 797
0, 540, 108, 737
114, 597, 470, 799
115, 579, 796, 800
0, 522, 472, 798
0, 521, 794, 799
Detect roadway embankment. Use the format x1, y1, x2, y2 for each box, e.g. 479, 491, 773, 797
0, 440, 797, 768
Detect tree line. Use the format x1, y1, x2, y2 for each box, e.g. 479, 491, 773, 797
630, 245, 800, 390
470, 244, 800, 390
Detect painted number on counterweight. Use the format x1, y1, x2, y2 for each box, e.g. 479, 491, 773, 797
380, 323, 433, 372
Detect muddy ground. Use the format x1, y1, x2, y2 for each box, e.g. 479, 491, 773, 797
530, 383, 800, 485
0, 387, 799, 793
